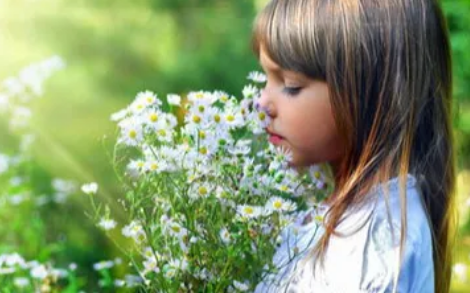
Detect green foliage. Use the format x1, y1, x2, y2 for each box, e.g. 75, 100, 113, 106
442, 0, 470, 167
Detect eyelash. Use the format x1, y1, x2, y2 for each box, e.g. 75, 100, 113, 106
282, 86, 302, 96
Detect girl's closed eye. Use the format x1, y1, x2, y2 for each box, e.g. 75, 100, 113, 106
282, 85, 302, 97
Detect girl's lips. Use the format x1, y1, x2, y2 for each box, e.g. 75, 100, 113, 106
269, 134, 283, 145
266, 129, 284, 145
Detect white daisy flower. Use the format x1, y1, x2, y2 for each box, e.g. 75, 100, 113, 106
130, 98, 147, 115
93, 260, 115, 271
154, 127, 174, 143
141, 247, 161, 260
2, 253, 26, 267
52, 178, 76, 194
214, 91, 232, 103
242, 84, 259, 99
189, 183, 212, 200
110, 108, 129, 121
143, 109, 162, 127
265, 197, 297, 214
162, 113, 178, 129
185, 111, 204, 126
164, 219, 188, 239
98, 218, 117, 231
164, 267, 177, 279
13, 277, 29, 288
228, 139, 251, 156
187, 91, 217, 105
30, 265, 48, 279
0, 267, 15, 275
50, 268, 68, 279
124, 274, 143, 286
118, 118, 144, 146
127, 159, 145, 177
254, 108, 270, 128
167, 94, 181, 106
114, 279, 125, 287
309, 164, 326, 187
237, 205, 263, 219
247, 71, 267, 83
122, 221, 146, 242
223, 110, 244, 128
144, 160, 167, 174
168, 258, 188, 272
142, 256, 160, 275
192, 102, 209, 116
219, 227, 231, 245
81, 182, 98, 195
274, 178, 298, 194
135, 90, 161, 108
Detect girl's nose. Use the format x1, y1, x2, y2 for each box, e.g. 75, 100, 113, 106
256, 88, 275, 117
257, 87, 269, 109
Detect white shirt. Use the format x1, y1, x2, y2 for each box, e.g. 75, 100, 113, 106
255, 175, 434, 293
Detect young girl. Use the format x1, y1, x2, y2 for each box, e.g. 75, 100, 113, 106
252, 0, 456, 292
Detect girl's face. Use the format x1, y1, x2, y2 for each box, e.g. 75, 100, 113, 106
258, 47, 343, 168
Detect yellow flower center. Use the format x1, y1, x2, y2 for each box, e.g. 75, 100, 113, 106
199, 147, 208, 155
314, 171, 321, 179
314, 215, 324, 222
171, 225, 181, 233
198, 105, 205, 113
214, 114, 221, 123
258, 112, 266, 121
158, 129, 167, 136
279, 185, 288, 192
149, 113, 158, 122
198, 186, 208, 195
196, 92, 204, 99
244, 207, 254, 214
273, 201, 283, 209
226, 115, 235, 122
199, 131, 206, 139
192, 115, 201, 124
129, 130, 137, 139
220, 95, 228, 102
150, 163, 158, 170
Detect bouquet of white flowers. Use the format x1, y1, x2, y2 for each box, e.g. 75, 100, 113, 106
104, 72, 329, 292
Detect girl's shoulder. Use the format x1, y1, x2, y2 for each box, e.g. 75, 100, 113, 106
289, 175, 434, 292
362, 174, 434, 292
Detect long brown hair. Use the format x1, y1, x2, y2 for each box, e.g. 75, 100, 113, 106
252, 0, 456, 292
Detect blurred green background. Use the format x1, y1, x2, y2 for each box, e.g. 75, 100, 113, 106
0, 0, 469, 291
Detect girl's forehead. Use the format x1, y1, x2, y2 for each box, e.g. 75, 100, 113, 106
259, 46, 308, 81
